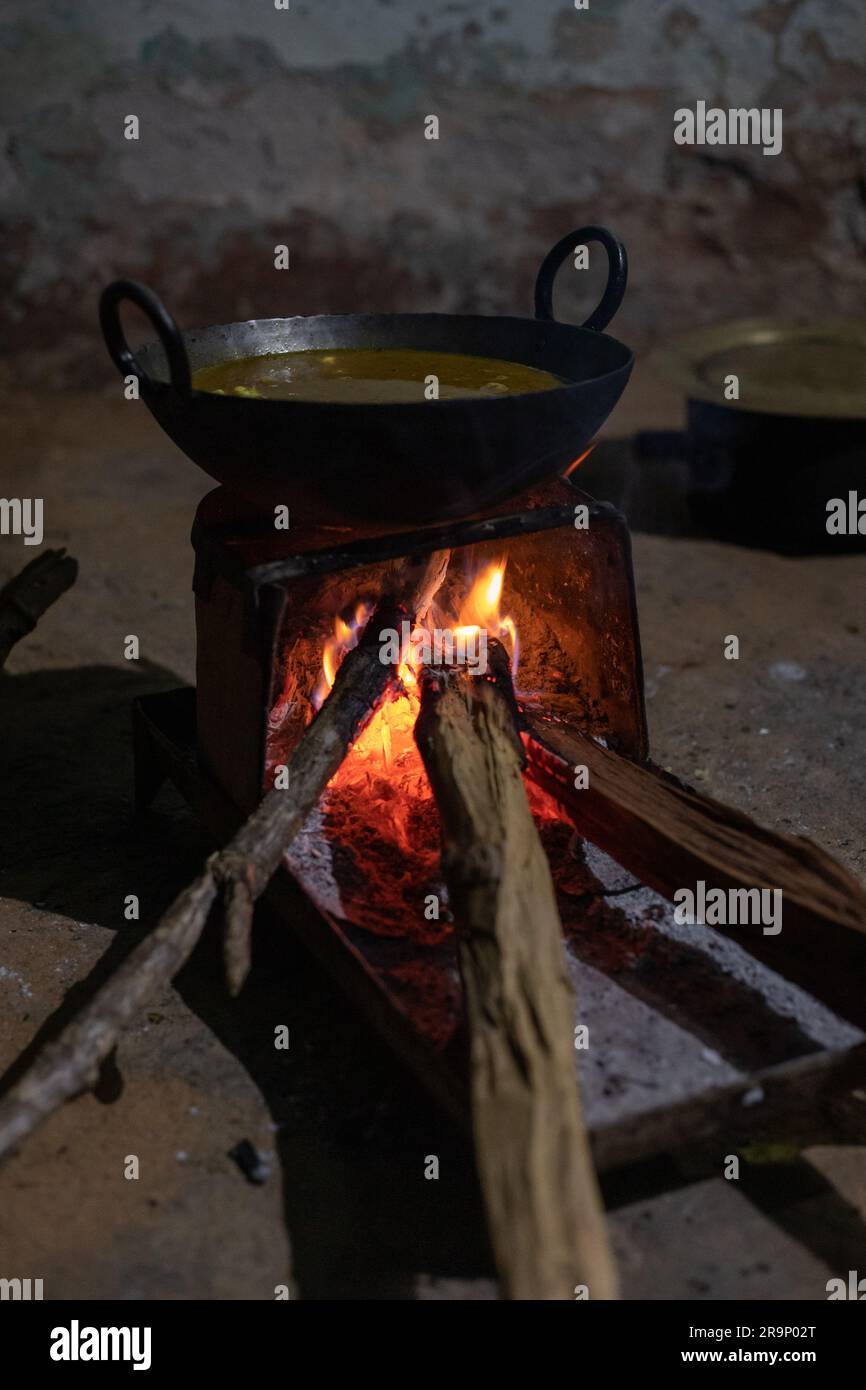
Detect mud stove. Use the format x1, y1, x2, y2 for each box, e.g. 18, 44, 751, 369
134, 475, 866, 1176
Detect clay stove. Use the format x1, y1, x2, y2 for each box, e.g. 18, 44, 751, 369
134, 471, 866, 1177
187, 476, 646, 942
190, 477, 645, 810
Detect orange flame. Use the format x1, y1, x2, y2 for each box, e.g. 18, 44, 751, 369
451, 558, 518, 682
311, 559, 519, 780
311, 600, 371, 710
561, 443, 596, 479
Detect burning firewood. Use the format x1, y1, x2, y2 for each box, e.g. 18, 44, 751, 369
0, 550, 449, 1165
219, 547, 449, 991
526, 719, 866, 1028
414, 641, 618, 1300
527, 719, 866, 938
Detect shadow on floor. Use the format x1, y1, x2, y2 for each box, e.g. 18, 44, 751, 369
4, 661, 866, 1297
0, 661, 491, 1298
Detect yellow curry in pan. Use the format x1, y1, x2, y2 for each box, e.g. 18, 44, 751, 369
192, 348, 564, 403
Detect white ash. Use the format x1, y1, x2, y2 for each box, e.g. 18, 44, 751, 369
284, 798, 346, 922
568, 957, 741, 1127
592, 857, 863, 1052
580, 840, 640, 894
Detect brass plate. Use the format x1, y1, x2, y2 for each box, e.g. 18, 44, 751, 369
650, 319, 866, 419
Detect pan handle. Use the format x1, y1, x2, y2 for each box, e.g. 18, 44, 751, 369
534, 225, 628, 333
99, 279, 191, 395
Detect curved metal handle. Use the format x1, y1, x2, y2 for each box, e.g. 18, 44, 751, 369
99, 279, 191, 395
534, 225, 628, 333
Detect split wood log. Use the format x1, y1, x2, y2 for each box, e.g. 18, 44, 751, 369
0, 550, 449, 1165
526, 718, 866, 938
415, 644, 618, 1301
0, 549, 78, 668
525, 719, 866, 1026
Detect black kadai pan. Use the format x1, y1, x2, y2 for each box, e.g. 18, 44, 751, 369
100, 225, 633, 525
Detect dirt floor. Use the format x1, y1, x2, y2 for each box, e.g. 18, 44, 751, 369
1, 366, 864, 1299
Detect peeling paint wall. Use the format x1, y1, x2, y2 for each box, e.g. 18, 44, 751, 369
1, 0, 864, 386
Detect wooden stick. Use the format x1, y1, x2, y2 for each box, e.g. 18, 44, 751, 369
415, 648, 618, 1300
219, 548, 450, 991
0, 551, 449, 1164
216, 596, 404, 992
526, 720, 866, 938
0, 549, 78, 668
525, 719, 866, 1027
0, 872, 218, 1159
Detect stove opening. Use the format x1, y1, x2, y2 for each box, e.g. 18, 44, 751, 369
251, 510, 643, 940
